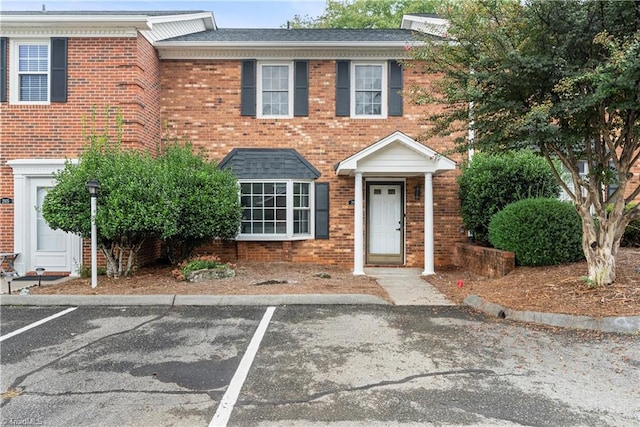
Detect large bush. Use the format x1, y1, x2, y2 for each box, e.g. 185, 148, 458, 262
488, 198, 584, 266
458, 150, 560, 245
43, 110, 241, 276
44, 133, 174, 277
159, 141, 242, 263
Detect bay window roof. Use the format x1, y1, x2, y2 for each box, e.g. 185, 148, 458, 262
219, 148, 321, 179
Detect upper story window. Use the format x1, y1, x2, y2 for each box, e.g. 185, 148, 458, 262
12, 40, 50, 104
258, 63, 293, 118
242, 60, 308, 118
336, 60, 402, 118
352, 63, 386, 117
5, 37, 67, 105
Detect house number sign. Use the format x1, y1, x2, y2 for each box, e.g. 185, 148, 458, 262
0, 198, 13, 204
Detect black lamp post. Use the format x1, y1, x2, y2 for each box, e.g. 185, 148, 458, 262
86, 179, 100, 289
3, 272, 14, 294
35, 267, 45, 287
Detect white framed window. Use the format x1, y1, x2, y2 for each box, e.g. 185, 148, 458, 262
351, 61, 387, 118
257, 62, 294, 118
239, 180, 314, 240
10, 39, 51, 104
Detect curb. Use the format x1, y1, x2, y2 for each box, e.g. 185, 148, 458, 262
464, 295, 640, 334
0, 294, 390, 307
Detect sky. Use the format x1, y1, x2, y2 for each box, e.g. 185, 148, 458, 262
0, 0, 327, 28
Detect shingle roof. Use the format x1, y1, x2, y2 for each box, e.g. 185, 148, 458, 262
164, 28, 420, 43
219, 148, 321, 179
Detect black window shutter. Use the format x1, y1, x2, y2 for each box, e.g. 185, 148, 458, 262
294, 60, 308, 117
335, 60, 350, 117
315, 182, 330, 239
241, 59, 256, 116
50, 37, 68, 103
388, 60, 403, 116
0, 38, 7, 102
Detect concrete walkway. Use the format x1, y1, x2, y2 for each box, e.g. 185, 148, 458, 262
364, 268, 455, 306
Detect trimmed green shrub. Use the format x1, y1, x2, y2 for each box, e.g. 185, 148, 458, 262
159, 141, 242, 263
489, 198, 584, 266
458, 150, 560, 245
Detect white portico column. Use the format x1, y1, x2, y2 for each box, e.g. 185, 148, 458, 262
422, 172, 435, 275
353, 172, 365, 275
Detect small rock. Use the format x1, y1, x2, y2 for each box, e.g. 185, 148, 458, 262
187, 267, 235, 283
635, 266, 640, 274
313, 272, 331, 279
20, 288, 29, 295
251, 279, 293, 286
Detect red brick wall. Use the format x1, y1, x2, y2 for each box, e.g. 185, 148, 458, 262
453, 242, 515, 278
0, 34, 162, 264
160, 59, 467, 268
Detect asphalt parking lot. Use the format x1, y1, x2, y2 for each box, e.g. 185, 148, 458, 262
1, 305, 639, 426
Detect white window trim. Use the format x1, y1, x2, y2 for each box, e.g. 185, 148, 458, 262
256, 61, 294, 119
237, 179, 315, 241
10, 39, 51, 105
350, 61, 388, 119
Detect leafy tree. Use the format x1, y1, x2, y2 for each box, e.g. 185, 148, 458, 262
43, 116, 174, 277
289, 0, 441, 29
43, 110, 241, 277
458, 150, 559, 245
410, 0, 640, 286
160, 140, 242, 263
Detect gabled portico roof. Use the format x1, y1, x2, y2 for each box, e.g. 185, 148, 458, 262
335, 131, 456, 177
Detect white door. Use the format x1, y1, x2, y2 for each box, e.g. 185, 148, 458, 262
29, 178, 78, 273
367, 183, 403, 264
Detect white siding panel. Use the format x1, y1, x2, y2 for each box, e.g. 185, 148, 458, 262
143, 19, 207, 42
359, 143, 433, 172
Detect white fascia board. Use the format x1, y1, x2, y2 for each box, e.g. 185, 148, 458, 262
155, 40, 416, 49
156, 41, 422, 59
0, 14, 150, 30
157, 48, 410, 60
147, 12, 216, 30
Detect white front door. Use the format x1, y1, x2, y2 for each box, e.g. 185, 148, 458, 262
28, 178, 78, 273
367, 183, 404, 264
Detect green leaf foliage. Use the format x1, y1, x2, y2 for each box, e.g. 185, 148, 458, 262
289, 0, 442, 29
159, 141, 242, 263
42, 109, 241, 275
489, 198, 584, 267
458, 150, 559, 245
412, 0, 640, 282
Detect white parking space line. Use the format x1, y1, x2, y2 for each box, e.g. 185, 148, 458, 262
0, 307, 78, 342
210, 306, 276, 427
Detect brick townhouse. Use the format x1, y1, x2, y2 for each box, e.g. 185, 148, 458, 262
0, 10, 466, 278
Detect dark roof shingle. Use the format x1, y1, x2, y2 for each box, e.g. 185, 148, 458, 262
219, 148, 321, 179
164, 28, 419, 43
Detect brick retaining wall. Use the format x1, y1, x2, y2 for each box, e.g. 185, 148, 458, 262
453, 242, 515, 278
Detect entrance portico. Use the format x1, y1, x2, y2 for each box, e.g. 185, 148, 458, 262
335, 131, 456, 276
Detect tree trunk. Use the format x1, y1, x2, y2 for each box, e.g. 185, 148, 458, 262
584, 246, 616, 287
578, 205, 626, 287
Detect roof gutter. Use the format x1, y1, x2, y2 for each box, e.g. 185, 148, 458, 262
154, 40, 422, 49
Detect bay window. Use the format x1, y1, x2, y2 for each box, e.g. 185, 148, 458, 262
239, 180, 313, 240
